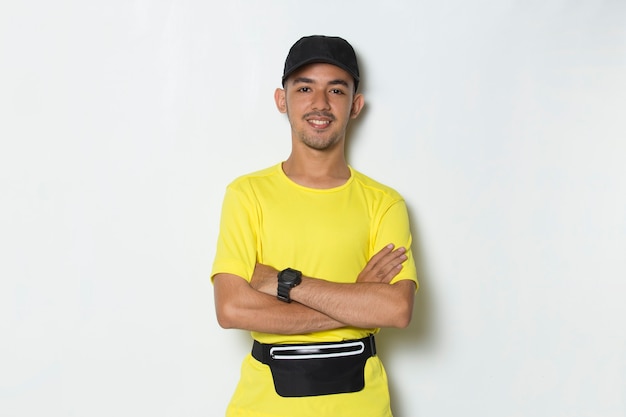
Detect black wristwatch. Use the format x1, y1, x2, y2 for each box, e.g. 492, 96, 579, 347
277, 267, 302, 303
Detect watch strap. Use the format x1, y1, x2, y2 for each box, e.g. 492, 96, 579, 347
277, 281, 293, 303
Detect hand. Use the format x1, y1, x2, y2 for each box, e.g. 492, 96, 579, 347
250, 263, 280, 296
357, 244, 407, 284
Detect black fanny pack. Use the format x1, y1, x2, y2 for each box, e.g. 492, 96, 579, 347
251, 335, 377, 397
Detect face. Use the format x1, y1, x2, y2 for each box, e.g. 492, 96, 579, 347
275, 63, 364, 151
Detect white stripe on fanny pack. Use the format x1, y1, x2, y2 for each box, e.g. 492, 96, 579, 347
269, 341, 365, 360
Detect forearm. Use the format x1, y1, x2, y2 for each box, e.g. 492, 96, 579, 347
290, 277, 416, 329
249, 246, 415, 329
223, 294, 346, 335
213, 273, 345, 334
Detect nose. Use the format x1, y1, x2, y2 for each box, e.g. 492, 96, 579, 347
311, 90, 330, 111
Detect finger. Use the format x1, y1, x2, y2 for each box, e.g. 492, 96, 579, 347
377, 261, 405, 283
374, 246, 406, 269
370, 244, 395, 263
361, 244, 395, 272
375, 250, 407, 277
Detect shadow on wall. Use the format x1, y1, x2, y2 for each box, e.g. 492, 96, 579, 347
379, 203, 437, 417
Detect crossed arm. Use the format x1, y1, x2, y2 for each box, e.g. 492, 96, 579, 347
213, 244, 416, 335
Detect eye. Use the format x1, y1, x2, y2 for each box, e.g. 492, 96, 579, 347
298, 87, 311, 92
330, 88, 344, 95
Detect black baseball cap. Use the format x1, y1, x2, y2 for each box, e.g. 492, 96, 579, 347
282, 35, 360, 91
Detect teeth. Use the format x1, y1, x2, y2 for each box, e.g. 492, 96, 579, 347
310, 120, 330, 126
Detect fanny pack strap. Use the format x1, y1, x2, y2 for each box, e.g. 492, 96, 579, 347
252, 334, 377, 364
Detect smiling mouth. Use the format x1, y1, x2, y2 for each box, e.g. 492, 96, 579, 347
305, 112, 335, 129
308, 119, 331, 128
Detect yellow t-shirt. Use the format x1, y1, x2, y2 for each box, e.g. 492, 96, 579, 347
211, 163, 418, 416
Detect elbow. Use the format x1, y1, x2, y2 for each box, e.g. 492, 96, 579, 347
389, 296, 414, 329
216, 315, 232, 330
373, 303, 412, 329
215, 309, 232, 329
213, 275, 249, 330
387, 281, 415, 329
215, 301, 239, 329
385, 301, 412, 328
392, 310, 412, 329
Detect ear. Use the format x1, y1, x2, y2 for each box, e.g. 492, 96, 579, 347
350, 93, 365, 119
274, 88, 287, 113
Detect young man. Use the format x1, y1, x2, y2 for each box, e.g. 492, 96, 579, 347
211, 35, 418, 417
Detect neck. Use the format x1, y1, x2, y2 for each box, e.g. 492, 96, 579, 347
282, 146, 350, 189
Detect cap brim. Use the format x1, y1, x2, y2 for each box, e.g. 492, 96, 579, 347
282, 58, 360, 85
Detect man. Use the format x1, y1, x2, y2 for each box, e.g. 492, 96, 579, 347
211, 35, 418, 417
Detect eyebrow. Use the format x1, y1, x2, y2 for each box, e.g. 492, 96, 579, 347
291, 77, 351, 89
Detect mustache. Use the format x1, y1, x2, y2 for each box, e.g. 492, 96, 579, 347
303, 111, 336, 121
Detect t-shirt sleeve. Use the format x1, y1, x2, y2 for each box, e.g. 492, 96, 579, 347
373, 198, 419, 290
210, 184, 258, 283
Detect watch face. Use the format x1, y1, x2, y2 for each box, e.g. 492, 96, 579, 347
279, 268, 302, 285
277, 268, 301, 303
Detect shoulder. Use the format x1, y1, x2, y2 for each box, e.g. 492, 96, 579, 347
227, 164, 282, 191
350, 167, 404, 203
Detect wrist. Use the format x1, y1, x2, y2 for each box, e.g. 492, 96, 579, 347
277, 267, 302, 303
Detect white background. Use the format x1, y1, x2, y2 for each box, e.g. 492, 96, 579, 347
1, 1, 625, 416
